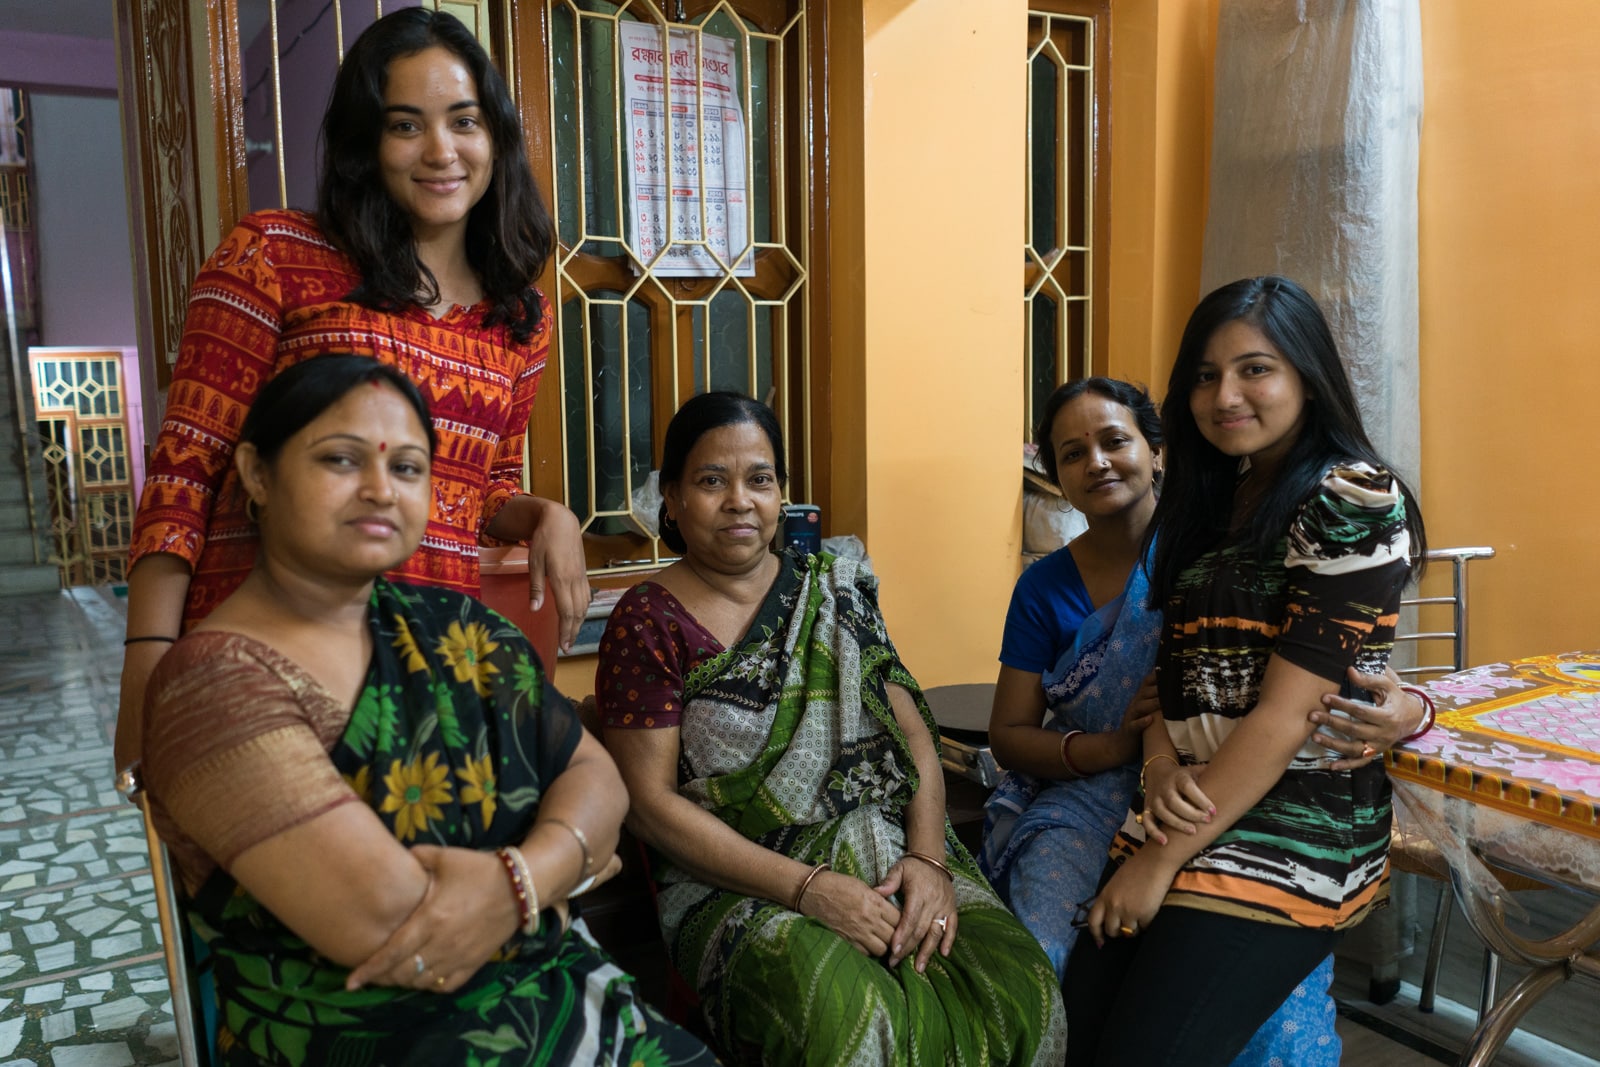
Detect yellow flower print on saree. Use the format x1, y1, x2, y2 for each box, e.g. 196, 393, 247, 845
379, 751, 453, 841
456, 752, 498, 826
391, 614, 428, 672
436, 620, 500, 696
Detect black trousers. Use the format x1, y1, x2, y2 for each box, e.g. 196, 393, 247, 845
1063, 895, 1343, 1067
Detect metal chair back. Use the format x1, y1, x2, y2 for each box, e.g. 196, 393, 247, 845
116, 765, 212, 1067
1394, 546, 1496, 678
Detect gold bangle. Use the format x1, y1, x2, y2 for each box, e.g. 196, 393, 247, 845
902, 849, 955, 882
1140, 753, 1180, 795
793, 862, 830, 912
545, 817, 593, 877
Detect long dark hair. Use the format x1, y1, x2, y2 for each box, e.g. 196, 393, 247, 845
1145, 276, 1425, 601
1034, 377, 1163, 487
240, 355, 437, 463
316, 8, 553, 344
657, 392, 787, 554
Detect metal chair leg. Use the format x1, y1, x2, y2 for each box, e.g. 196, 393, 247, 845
1419, 883, 1452, 1013
1478, 948, 1501, 1023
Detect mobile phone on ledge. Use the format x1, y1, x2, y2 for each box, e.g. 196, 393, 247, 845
782, 504, 822, 557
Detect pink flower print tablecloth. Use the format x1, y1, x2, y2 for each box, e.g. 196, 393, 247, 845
1388, 652, 1600, 841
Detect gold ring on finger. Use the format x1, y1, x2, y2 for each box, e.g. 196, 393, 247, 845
435, 975, 446, 989
1119, 924, 1136, 937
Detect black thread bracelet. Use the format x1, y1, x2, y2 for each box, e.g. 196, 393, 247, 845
124, 636, 178, 646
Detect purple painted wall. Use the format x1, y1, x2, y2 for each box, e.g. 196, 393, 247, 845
0, 31, 117, 95
29, 92, 137, 350
243, 2, 425, 212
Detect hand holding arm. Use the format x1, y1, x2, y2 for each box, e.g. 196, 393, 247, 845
1307, 664, 1427, 770
1136, 654, 1334, 871
1139, 756, 1214, 845
345, 728, 627, 990
1072, 672, 1160, 776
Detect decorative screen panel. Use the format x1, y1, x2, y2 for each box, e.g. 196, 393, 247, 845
545, 0, 810, 575
29, 351, 136, 586
1025, 9, 1096, 439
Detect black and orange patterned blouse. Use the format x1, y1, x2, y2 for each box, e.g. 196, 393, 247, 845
1114, 461, 1413, 930
130, 210, 549, 626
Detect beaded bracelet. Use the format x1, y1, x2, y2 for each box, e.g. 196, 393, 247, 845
546, 817, 593, 878
496, 846, 540, 936
1140, 753, 1179, 796
1398, 685, 1437, 742
1059, 730, 1087, 777
902, 850, 954, 882
793, 862, 830, 912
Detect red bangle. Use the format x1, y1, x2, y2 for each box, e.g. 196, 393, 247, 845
496, 846, 539, 936
1398, 686, 1436, 742
1060, 730, 1087, 777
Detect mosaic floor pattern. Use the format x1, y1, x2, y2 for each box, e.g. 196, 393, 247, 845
0, 587, 178, 1067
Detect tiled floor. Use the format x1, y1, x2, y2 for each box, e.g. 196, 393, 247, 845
0, 587, 178, 1066
0, 584, 1593, 1067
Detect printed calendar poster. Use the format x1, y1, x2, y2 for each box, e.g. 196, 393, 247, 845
619, 22, 755, 277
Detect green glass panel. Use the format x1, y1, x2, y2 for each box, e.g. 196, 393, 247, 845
1029, 295, 1058, 437
563, 291, 652, 533
1029, 51, 1059, 255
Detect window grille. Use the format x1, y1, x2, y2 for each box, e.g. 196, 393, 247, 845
542, 0, 812, 576
1025, 7, 1103, 438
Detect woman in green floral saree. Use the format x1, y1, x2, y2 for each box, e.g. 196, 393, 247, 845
599, 393, 1067, 1066
141, 357, 716, 1067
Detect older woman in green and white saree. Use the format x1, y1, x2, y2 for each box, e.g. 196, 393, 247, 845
598, 392, 1066, 1066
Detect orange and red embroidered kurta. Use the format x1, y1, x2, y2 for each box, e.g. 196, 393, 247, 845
130, 209, 549, 625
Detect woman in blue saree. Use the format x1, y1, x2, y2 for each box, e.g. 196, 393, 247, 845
982, 378, 1427, 1065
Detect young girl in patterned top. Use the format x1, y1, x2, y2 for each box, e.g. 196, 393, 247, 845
1063, 276, 1427, 1066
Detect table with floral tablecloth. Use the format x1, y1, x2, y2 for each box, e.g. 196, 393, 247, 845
1388, 652, 1600, 1067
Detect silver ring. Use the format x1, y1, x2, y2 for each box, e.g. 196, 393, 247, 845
413, 954, 426, 976
934, 915, 948, 931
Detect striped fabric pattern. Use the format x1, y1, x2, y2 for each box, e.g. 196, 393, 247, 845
1116, 462, 1412, 930
130, 210, 549, 625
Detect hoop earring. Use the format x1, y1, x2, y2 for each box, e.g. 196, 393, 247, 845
245, 498, 262, 525
659, 514, 679, 534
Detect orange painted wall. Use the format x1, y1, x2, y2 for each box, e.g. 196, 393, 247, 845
1416, 1, 1600, 664
1105, 0, 1215, 392
853, 0, 1026, 687
562, 0, 1218, 695
850, 0, 1213, 689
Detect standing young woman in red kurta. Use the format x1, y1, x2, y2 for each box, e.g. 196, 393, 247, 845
117, 9, 587, 768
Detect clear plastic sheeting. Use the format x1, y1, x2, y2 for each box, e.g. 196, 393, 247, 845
1200, 0, 1423, 491
1394, 780, 1600, 904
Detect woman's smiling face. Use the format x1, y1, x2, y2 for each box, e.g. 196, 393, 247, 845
1190, 319, 1308, 472
1047, 393, 1161, 520
378, 45, 494, 245
665, 420, 784, 576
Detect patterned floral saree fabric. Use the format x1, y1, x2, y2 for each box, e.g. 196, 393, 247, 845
143, 581, 715, 1067
1112, 462, 1413, 930
608, 550, 1067, 1066
130, 210, 549, 625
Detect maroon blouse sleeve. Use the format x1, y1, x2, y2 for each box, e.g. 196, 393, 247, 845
595, 582, 722, 730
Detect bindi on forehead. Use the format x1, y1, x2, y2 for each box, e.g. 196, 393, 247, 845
379, 442, 387, 452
